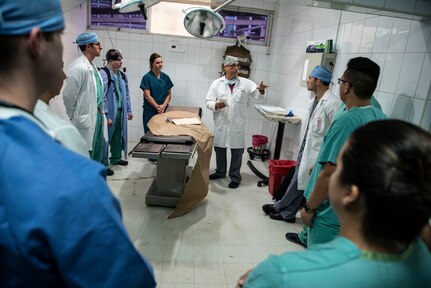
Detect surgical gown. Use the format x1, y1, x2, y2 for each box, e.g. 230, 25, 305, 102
0, 116, 156, 287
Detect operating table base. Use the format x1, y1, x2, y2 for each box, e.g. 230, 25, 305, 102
146, 166, 193, 207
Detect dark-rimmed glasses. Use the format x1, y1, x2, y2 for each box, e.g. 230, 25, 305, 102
338, 77, 353, 88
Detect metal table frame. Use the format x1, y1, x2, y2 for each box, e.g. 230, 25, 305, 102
248, 104, 301, 187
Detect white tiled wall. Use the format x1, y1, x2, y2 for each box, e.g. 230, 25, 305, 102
57, 0, 431, 158
267, 3, 431, 159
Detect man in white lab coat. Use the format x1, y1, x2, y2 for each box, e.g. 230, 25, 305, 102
63, 32, 112, 174
262, 66, 341, 224
206, 56, 268, 189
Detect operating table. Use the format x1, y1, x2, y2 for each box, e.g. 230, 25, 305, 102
131, 107, 201, 207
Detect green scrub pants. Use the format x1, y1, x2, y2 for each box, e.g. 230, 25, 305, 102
109, 109, 123, 165
90, 112, 106, 165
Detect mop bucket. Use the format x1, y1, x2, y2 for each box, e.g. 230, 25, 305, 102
247, 135, 270, 161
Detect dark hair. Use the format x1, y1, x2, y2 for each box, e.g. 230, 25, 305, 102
340, 120, 431, 246
78, 44, 86, 52
0, 35, 21, 72
321, 80, 330, 87
347, 57, 380, 81
106, 49, 122, 61
149, 53, 162, 69
344, 57, 380, 99
0, 32, 57, 73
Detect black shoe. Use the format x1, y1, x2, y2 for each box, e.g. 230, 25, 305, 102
285, 232, 307, 248
106, 168, 114, 176
209, 173, 225, 180
262, 204, 276, 215
114, 159, 128, 166
269, 213, 296, 223
149, 159, 157, 164
228, 181, 240, 189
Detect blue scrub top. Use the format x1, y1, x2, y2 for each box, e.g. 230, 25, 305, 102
0, 116, 156, 287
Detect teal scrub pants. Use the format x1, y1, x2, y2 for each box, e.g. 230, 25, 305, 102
90, 112, 107, 165
109, 109, 123, 165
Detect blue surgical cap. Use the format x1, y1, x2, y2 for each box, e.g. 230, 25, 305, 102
310, 65, 332, 83
75, 32, 99, 45
0, 0, 64, 35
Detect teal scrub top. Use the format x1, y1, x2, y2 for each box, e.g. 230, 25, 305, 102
334, 95, 382, 120
244, 237, 431, 288
140, 71, 174, 112
304, 106, 387, 229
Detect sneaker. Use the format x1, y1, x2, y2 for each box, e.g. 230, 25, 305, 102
106, 168, 114, 176
209, 173, 225, 180
269, 213, 296, 223
262, 204, 276, 215
285, 232, 307, 248
228, 181, 240, 189
149, 159, 157, 164
114, 160, 128, 166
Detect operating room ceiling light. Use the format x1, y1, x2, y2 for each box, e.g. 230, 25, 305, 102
111, 0, 162, 20
183, 0, 237, 39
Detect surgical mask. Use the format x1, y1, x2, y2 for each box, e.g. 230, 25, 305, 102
225, 77, 238, 85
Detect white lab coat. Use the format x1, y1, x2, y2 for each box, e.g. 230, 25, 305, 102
297, 89, 341, 190
62, 55, 102, 151
34, 100, 89, 158
206, 76, 263, 148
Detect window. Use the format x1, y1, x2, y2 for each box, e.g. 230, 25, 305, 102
89, 1, 273, 45
217, 9, 270, 44
90, 0, 146, 30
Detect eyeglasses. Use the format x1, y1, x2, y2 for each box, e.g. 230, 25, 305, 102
337, 77, 353, 88
91, 42, 101, 47
227, 64, 241, 69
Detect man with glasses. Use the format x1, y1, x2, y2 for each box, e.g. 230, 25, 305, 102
286, 57, 387, 248
63, 32, 113, 174
333, 57, 383, 120
100, 49, 133, 168
206, 56, 269, 189
262, 66, 341, 224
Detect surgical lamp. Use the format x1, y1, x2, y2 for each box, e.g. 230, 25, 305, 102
183, 0, 237, 39
111, 0, 162, 20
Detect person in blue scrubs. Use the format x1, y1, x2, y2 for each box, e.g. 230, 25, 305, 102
0, 1, 156, 287
237, 120, 431, 287
140, 53, 174, 133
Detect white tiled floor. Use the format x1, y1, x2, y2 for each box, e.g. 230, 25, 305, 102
107, 151, 304, 287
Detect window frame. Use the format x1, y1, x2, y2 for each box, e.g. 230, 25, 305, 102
214, 6, 273, 46
87, 1, 274, 46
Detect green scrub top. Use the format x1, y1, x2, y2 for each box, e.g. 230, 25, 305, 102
334, 95, 382, 120
244, 237, 431, 288
303, 106, 387, 245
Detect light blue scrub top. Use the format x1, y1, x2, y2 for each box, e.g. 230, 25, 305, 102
244, 237, 431, 287
0, 116, 156, 287
302, 106, 387, 246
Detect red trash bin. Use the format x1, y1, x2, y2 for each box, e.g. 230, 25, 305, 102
268, 160, 296, 197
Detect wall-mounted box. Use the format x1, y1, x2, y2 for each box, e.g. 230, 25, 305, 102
169, 40, 185, 53
300, 53, 337, 88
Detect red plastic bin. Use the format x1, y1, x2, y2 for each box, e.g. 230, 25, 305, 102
268, 160, 296, 196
